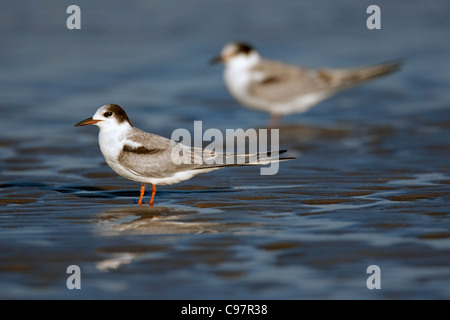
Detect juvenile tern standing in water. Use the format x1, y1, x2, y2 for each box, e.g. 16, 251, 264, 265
211, 42, 401, 124
75, 104, 294, 206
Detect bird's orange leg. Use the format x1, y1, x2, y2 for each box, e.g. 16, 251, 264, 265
138, 183, 145, 206
149, 185, 156, 206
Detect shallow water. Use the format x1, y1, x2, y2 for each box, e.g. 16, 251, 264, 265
1, 0, 450, 299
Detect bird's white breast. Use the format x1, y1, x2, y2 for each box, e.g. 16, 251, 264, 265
223, 53, 273, 112
98, 123, 138, 179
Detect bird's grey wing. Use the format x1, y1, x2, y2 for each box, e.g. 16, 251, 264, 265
196, 148, 295, 168
248, 59, 339, 103
324, 60, 402, 89
118, 129, 295, 178
249, 59, 402, 104
118, 129, 202, 179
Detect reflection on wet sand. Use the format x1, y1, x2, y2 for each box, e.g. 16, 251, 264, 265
93, 204, 267, 272
93, 205, 221, 271
95, 205, 221, 235
96, 252, 138, 271
95, 203, 265, 234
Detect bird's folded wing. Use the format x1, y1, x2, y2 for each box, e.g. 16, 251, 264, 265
119, 128, 294, 178
248, 59, 337, 103
118, 129, 201, 178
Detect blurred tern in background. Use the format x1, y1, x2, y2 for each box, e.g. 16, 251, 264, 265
211, 42, 402, 125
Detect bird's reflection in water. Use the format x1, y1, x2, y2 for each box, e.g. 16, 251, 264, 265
93, 204, 267, 271
94, 204, 222, 271
95, 204, 222, 235
96, 252, 138, 271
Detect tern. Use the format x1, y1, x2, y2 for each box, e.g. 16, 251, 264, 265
75, 104, 294, 206
211, 42, 401, 124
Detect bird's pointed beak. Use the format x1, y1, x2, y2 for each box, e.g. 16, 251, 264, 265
74, 117, 102, 127
209, 55, 223, 65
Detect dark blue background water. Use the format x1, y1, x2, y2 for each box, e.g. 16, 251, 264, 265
0, 0, 449, 299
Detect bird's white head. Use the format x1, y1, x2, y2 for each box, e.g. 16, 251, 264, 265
74, 104, 132, 131
211, 42, 261, 69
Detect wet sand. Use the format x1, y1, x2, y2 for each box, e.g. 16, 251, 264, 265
1, 118, 449, 299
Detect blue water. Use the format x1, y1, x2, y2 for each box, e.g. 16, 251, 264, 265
0, 0, 449, 299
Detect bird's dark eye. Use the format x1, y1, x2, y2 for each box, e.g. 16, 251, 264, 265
104, 111, 113, 118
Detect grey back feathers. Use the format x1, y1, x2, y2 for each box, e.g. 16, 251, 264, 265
248, 59, 402, 104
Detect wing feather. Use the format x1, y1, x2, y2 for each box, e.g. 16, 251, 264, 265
117, 128, 294, 179
248, 59, 336, 103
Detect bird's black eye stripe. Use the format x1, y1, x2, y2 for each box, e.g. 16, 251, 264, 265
104, 111, 113, 118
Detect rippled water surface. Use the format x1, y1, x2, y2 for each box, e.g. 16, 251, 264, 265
1, 0, 450, 299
